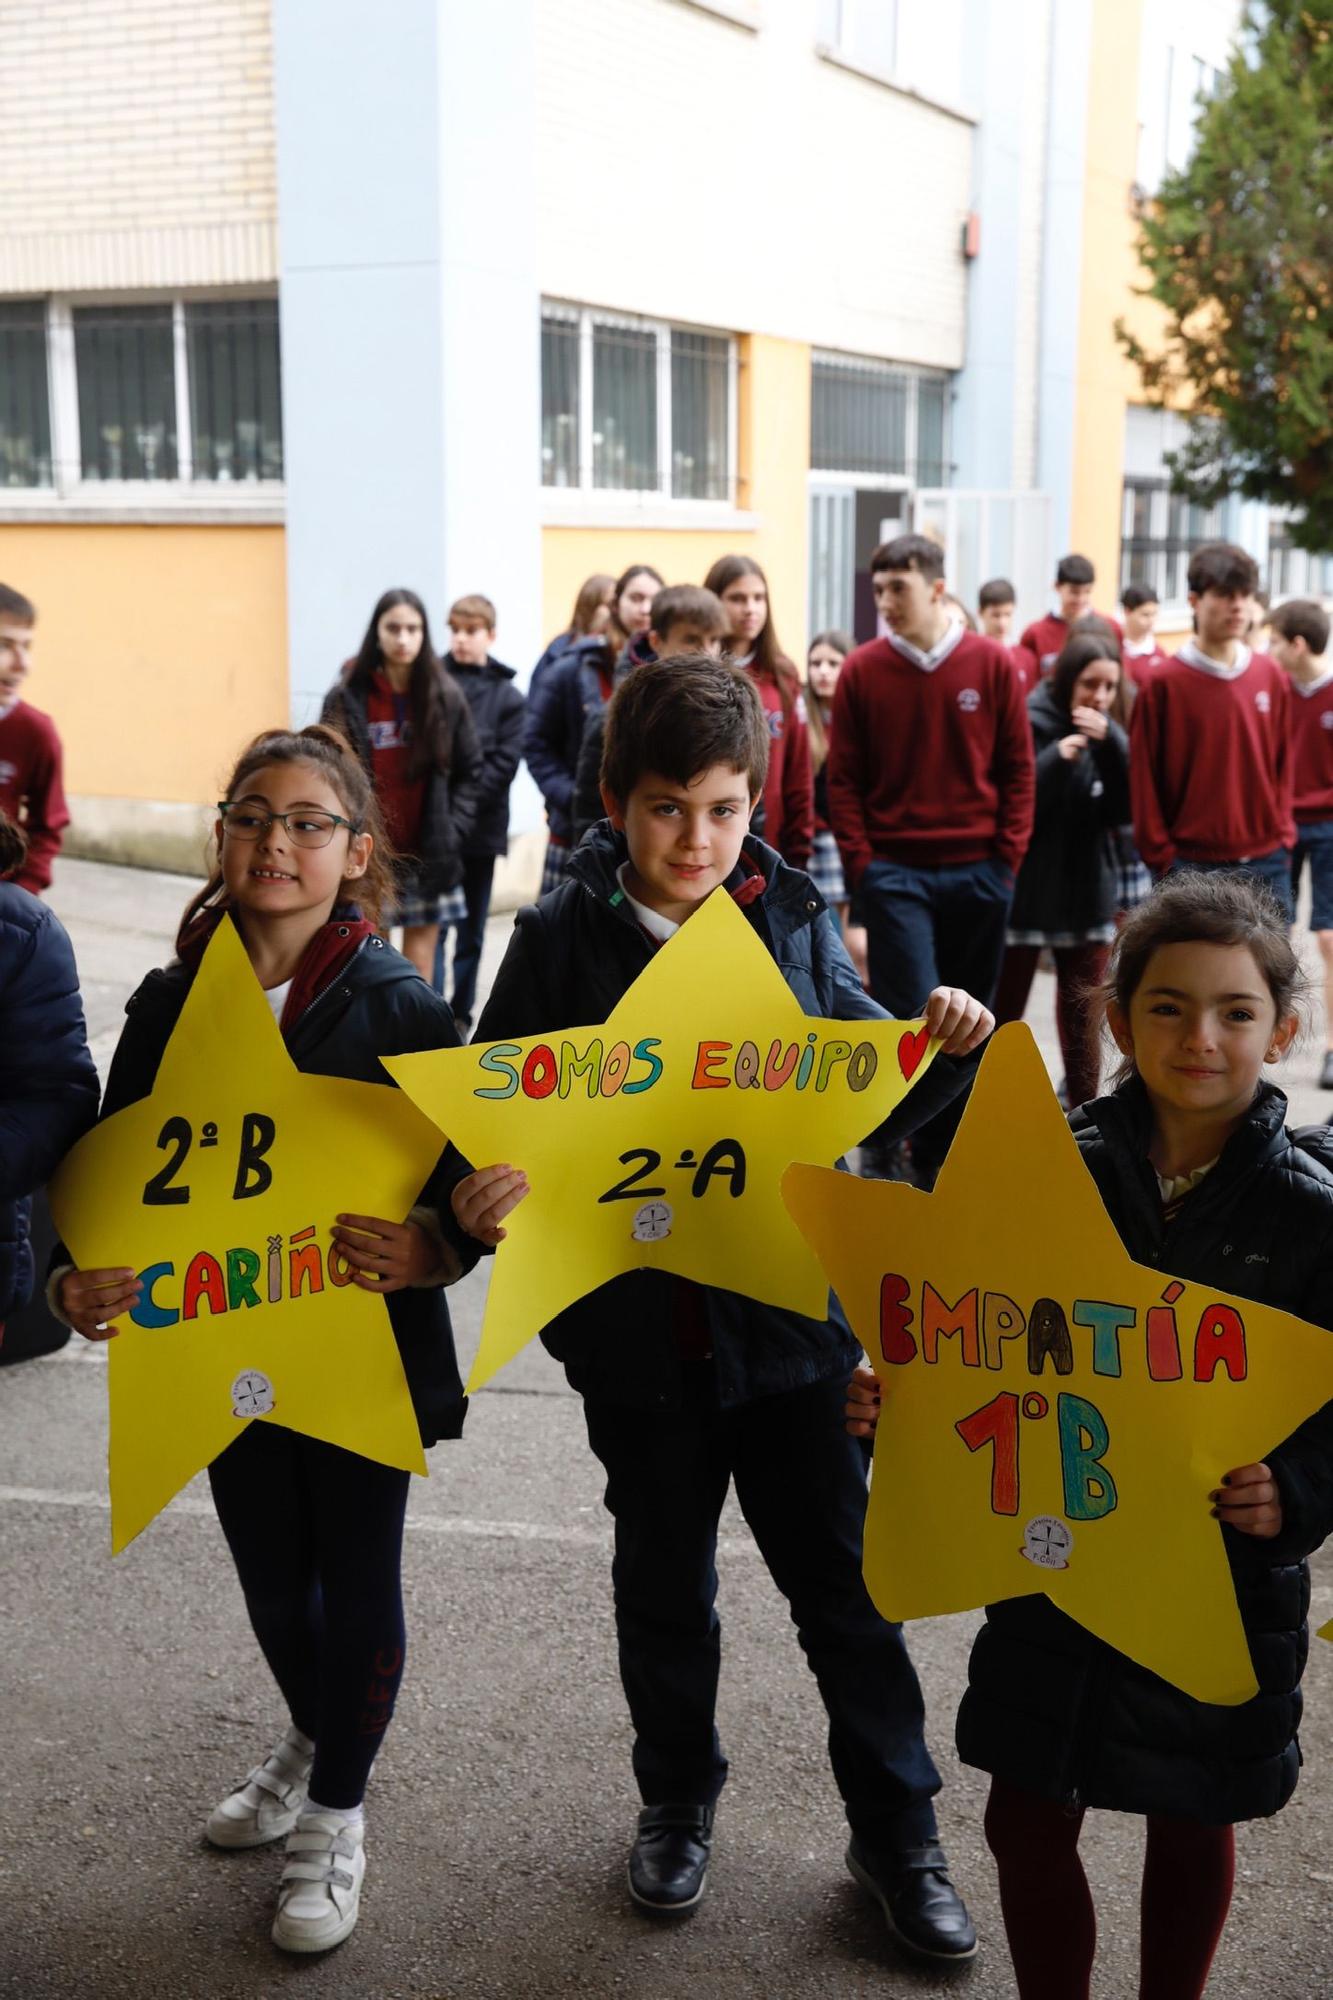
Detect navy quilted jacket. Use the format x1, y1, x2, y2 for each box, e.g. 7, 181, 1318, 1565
956, 1075, 1333, 1824
0, 883, 98, 1318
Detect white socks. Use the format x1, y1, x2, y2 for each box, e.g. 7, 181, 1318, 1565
304, 1797, 364, 1827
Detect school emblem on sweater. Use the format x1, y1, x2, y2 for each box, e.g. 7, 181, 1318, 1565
48, 919, 444, 1553
783, 1025, 1333, 1707
385, 890, 941, 1394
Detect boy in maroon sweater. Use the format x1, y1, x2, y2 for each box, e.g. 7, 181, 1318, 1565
1120, 581, 1171, 685
829, 536, 1034, 1182
0, 584, 68, 896
1017, 554, 1122, 683
1130, 543, 1294, 920
1270, 597, 1333, 1083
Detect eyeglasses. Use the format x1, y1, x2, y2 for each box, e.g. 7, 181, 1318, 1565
217, 803, 359, 849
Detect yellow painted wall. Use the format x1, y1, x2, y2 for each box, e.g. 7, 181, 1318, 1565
541, 333, 813, 667
0, 523, 288, 804
1069, 0, 1146, 600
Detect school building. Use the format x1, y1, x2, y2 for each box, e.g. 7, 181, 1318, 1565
1, 0, 1328, 884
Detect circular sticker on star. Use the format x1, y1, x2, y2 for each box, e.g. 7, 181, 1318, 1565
231, 1368, 275, 1418
631, 1199, 673, 1243
1021, 1516, 1073, 1570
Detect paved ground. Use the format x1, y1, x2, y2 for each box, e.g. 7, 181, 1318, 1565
4, 858, 1333, 1999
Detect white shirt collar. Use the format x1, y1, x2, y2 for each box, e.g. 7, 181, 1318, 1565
889, 615, 966, 674
1176, 638, 1252, 681
1292, 669, 1333, 699
1123, 634, 1159, 658
0, 695, 19, 722
616, 862, 679, 942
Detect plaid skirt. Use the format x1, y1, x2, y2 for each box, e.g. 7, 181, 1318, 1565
808, 829, 847, 905
385, 867, 467, 929
541, 838, 571, 897
1114, 831, 1153, 912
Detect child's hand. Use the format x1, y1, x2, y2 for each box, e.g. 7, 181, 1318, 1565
1212, 1462, 1283, 1538
921, 986, 995, 1057
1057, 732, 1088, 762
845, 1363, 882, 1438
331, 1214, 437, 1293
59, 1266, 141, 1340
451, 1164, 530, 1246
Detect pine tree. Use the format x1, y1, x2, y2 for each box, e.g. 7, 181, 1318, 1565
1118, 0, 1333, 552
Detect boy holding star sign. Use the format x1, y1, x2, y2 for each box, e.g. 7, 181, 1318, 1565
452, 654, 993, 1965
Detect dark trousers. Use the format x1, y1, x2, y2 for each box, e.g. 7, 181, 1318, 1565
858, 854, 1014, 1181
432, 853, 496, 1027
993, 940, 1111, 1110
208, 1422, 410, 1810
1168, 849, 1294, 923
582, 1368, 942, 1848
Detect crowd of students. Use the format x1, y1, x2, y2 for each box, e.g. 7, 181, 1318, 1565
2, 536, 1333, 1993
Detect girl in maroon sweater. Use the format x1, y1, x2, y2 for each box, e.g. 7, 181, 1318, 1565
705, 554, 814, 870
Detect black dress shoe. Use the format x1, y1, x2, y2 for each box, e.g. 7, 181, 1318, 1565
1320, 1050, 1333, 1090
627, 1803, 714, 1914
846, 1837, 978, 1962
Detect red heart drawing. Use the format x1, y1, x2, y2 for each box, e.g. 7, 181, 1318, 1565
897, 1026, 930, 1081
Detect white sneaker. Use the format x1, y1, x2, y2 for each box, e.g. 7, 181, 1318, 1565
271, 1811, 366, 1954
205, 1731, 312, 1849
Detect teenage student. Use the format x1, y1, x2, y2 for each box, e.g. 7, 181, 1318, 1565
0, 582, 69, 895
52, 726, 476, 1955
993, 632, 1129, 1107
524, 563, 664, 891
570, 584, 728, 845
531, 572, 615, 689
704, 554, 814, 871
828, 534, 1034, 1185
804, 629, 867, 979
849, 870, 1333, 2000
453, 656, 993, 1967
436, 593, 526, 1036
322, 590, 482, 984
1017, 555, 1121, 684
1130, 543, 1294, 919
1120, 581, 1170, 684
1270, 597, 1333, 1085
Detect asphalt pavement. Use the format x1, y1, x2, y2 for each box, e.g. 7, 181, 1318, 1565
3, 858, 1333, 1999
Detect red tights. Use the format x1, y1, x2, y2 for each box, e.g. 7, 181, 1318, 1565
984, 1777, 1235, 2000
993, 941, 1111, 1109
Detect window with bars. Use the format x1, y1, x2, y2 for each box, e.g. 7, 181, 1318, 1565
75, 305, 178, 481
810, 352, 952, 484
1119, 480, 1224, 604
187, 300, 284, 482
1267, 515, 1333, 602
0, 304, 53, 487
540, 303, 734, 502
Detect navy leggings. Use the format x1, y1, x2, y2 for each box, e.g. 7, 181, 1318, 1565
208, 1422, 410, 1810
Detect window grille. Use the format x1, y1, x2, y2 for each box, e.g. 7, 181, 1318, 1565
0, 304, 52, 487
186, 299, 283, 482
74, 305, 177, 481
811, 351, 952, 484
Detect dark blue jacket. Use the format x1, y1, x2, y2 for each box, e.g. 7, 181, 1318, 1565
521, 636, 611, 844
89, 932, 478, 1446
444, 655, 526, 859
956, 1076, 1333, 1824
1007, 683, 1130, 938
473, 823, 978, 1410
0, 884, 99, 1318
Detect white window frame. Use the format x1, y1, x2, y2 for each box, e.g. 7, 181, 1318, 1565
540, 300, 752, 531
810, 348, 953, 488
0, 288, 285, 523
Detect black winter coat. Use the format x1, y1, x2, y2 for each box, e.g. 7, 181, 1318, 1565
956, 1076, 1333, 1824
89, 932, 477, 1446
1007, 684, 1130, 938
444, 655, 526, 859
473, 823, 979, 1410
521, 637, 611, 844
0, 884, 99, 1317
322, 669, 483, 896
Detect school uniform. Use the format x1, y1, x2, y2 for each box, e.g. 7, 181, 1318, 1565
1122, 636, 1171, 686
522, 634, 615, 889
739, 659, 815, 872
0, 697, 69, 894
827, 622, 1034, 1178
473, 823, 982, 1850
1129, 642, 1295, 916
1288, 670, 1333, 930
438, 653, 526, 1026
958, 1077, 1333, 1824
1016, 611, 1124, 684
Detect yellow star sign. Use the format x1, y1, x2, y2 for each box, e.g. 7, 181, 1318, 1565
48, 919, 446, 1553
782, 1023, 1333, 1706
385, 888, 940, 1393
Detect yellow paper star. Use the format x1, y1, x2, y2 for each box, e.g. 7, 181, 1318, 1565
782, 1023, 1333, 1706
384, 888, 940, 1392
48, 919, 446, 1553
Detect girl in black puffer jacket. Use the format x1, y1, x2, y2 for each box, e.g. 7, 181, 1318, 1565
849, 871, 1333, 2000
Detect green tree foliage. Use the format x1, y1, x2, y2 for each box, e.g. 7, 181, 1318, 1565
1118, 1, 1333, 551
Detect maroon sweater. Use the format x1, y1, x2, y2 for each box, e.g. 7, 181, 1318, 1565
827, 630, 1035, 884
1289, 673, 1333, 823
1129, 647, 1295, 870
0, 699, 68, 894
747, 664, 814, 871
1018, 610, 1123, 680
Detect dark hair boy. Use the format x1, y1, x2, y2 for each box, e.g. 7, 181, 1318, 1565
1120, 581, 1169, 685
1017, 553, 1122, 683
452, 653, 990, 1965
1129, 542, 1293, 914
828, 535, 1034, 1184
0, 583, 69, 896
1270, 598, 1333, 1081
